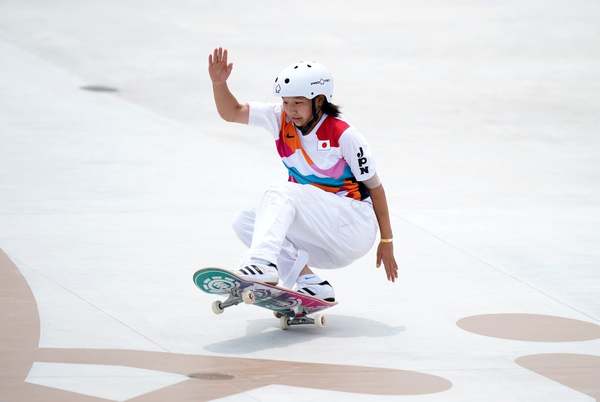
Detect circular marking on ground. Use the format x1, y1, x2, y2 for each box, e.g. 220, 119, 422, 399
457, 313, 600, 342
516, 353, 600, 400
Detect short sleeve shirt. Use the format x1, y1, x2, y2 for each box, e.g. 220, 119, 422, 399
248, 101, 377, 201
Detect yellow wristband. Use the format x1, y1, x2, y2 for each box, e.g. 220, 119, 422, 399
380, 238, 393, 243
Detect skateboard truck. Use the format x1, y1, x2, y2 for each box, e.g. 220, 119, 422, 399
212, 288, 327, 330
211, 288, 255, 314
274, 310, 326, 330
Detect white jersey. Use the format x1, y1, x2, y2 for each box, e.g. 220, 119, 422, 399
249, 102, 377, 201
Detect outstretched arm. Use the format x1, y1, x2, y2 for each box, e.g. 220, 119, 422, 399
368, 183, 399, 283
208, 47, 249, 124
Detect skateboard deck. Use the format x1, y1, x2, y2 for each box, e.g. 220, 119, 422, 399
193, 267, 337, 329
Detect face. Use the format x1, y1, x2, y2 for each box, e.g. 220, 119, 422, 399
282, 97, 313, 126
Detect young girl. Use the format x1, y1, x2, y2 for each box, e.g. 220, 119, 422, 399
208, 47, 398, 301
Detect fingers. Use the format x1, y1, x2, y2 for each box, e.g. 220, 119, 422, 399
390, 261, 399, 282
376, 244, 399, 283
383, 258, 398, 283
386, 267, 394, 282
210, 47, 226, 65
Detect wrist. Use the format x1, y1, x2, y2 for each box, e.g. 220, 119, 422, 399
380, 237, 393, 243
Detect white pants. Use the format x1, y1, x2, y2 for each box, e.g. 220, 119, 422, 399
232, 182, 378, 288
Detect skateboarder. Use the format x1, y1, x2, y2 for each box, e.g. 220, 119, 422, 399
208, 47, 398, 301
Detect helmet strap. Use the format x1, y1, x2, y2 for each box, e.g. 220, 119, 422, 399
296, 98, 323, 135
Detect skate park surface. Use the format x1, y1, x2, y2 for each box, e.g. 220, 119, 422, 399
1, 0, 599, 401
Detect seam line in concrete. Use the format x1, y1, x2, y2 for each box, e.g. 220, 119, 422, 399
396, 214, 600, 324
14, 257, 171, 353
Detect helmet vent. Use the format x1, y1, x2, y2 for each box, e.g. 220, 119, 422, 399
284, 78, 290, 84
307, 64, 312, 68
275, 77, 278, 82
294, 65, 298, 69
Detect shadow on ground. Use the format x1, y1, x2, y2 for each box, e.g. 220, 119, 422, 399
0, 249, 451, 401
204, 315, 405, 354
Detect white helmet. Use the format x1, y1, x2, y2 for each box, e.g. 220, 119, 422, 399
273, 61, 334, 101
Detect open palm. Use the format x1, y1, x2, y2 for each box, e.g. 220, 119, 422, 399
208, 47, 233, 84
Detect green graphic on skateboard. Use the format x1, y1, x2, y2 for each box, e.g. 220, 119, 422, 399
193, 267, 337, 330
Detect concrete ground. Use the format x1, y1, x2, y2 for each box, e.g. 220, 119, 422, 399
1, 0, 599, 401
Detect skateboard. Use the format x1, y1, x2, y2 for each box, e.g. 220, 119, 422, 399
192, 267, 337, 330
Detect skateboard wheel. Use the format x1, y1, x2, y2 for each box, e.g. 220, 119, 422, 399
273, 311, 283, 318
279, 316, 289, 330
315, 313, 326, 328
211, 301, 224, 315
241, 289, 255, 304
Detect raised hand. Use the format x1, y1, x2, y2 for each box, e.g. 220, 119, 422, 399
208, 47, 233, 85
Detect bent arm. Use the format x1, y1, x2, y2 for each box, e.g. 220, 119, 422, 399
367, 180, 399, 282
368, 184, 393, 240
208, 47, 249, 124
212, 82, 249, 124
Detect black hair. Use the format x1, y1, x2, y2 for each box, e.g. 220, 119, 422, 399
321, 99, 341, 117
296, 96, 343, 135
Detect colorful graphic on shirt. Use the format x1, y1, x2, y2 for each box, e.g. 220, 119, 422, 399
275, 112, 369, 201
